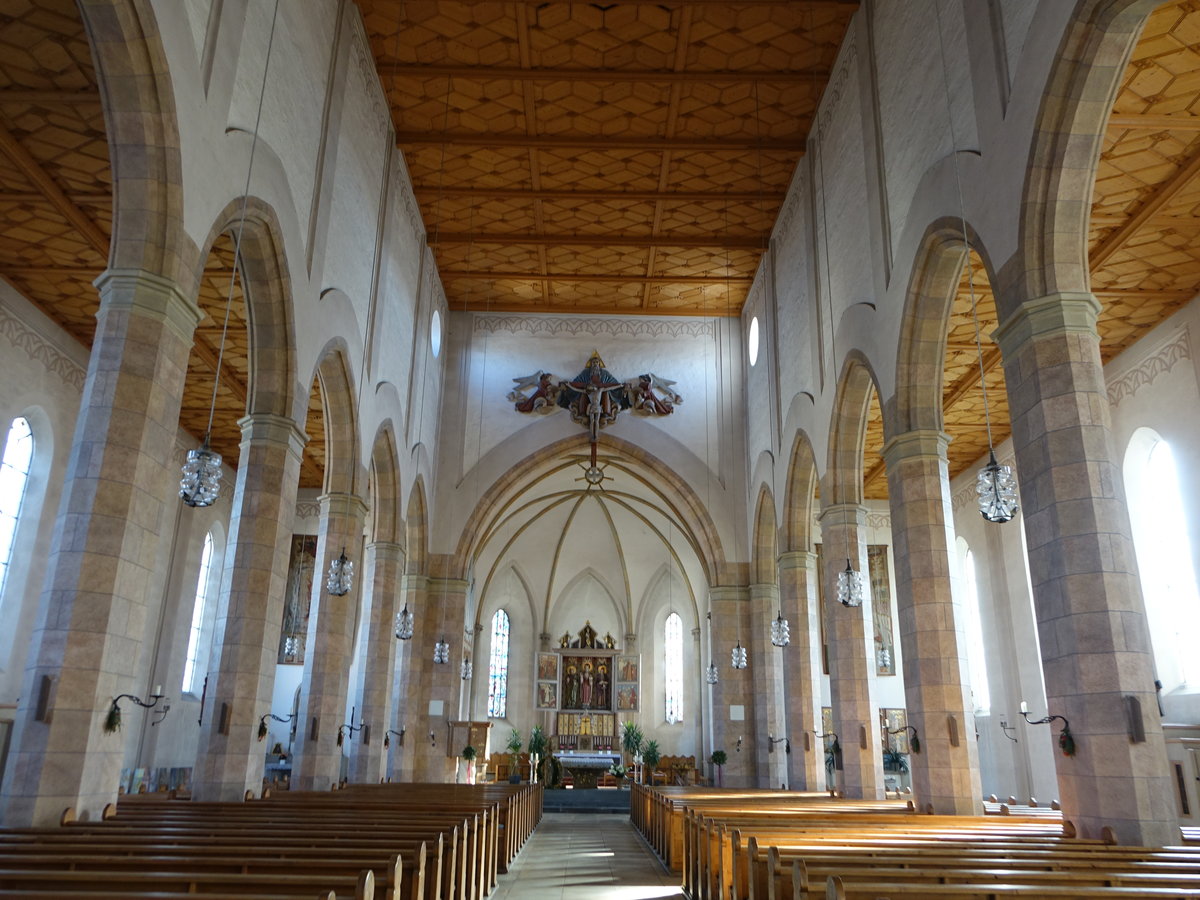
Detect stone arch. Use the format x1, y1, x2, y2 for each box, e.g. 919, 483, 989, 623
751, 486, 779, 586
1009, 0, 1158, 310
79, 0, 194, 284
368, 422, 403, 548
307, 340, 361, 497
453, 432, 727, 586
782, 429, 819, 554
405, 478, 428, 577
825, 354, 883, 507
193, 196, 297, 421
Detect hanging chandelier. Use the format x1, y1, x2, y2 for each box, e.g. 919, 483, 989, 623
977, 448, 1019, 523
836, 559, 864, 608
326, 547, 353, 597
433, 636, 450, 664
394, 603, 414, 640
731, 641, 748, 670
180, 0, 280, 508
706, 661, 719, 684
460, 654, 472, 680
770, 609, 790, 647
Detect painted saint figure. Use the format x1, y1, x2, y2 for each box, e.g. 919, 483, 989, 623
580, 662, 594, 707
596, 664, 611, 710
564, 664, 580, 708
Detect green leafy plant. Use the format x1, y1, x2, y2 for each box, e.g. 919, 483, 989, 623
883, 747, 908, 773
621, 721, 644, 759
548, 753, 564, 788
643, 739, 661, 770
608, 762, 627, 780
462, 745, 477, 761
825, 738, 842, 774
103, 702, 121, 734
709, 750, 727, 767
527, 725, 549, 781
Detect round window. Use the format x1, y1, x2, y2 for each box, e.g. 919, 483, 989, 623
748, 316, 760, 366
430, 309, 443, 358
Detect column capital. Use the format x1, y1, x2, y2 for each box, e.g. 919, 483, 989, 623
238, 414, 308, 459
709, 584, 749, 603
749, 582, 781, 600
427, 575, 470, 596
318, 491, 369, 520
401, 573, 428, 593
366, 541, 406, 563
94, 267, 202, 344
881, 429, 950, 466
993, 291, 1101, 358
817, 503, 867, 529
777, 549, 817, 570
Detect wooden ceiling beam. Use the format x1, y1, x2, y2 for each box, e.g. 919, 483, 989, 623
1107, 113, 1200, 131
188, 339, 249, 407
451, 300, 742, 317
397, 132, 807, 153
430, 232, 763, 249
440, 272, 753, 284
0, 89, 101, 104
1089, 145, 1200, 271
412, 186, 785, 203
382, 63, 831, 84
0, 190, 110, 205
0, 123, 109, 259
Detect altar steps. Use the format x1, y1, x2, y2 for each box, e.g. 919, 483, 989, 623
542, 787, 631, 815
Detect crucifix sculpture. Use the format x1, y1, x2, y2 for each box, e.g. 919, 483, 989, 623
508, 351, 683, 480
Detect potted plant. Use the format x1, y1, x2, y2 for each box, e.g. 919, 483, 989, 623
620, 720, 643, 771
642, 739, 661, 784
882, 747, 909, 774
461, 745, 477, 784
608, 761, 628, 788
527, 725, 549, 784
710, 749, 727, 787
505, 728, 523, 783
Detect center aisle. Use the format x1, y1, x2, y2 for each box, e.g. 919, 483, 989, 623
493, 812, 685, 899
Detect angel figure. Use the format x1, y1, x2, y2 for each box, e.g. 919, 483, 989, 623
627, 373, 683, 416
508, 371, 561, 413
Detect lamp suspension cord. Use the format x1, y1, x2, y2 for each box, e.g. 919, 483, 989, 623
205, 0, 282, 440
933, 1, 995, 451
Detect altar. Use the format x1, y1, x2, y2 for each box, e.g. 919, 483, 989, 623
555, 751, 620, 789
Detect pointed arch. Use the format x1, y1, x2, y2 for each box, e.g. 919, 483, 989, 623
782, 430, 819, 553
405, 478, 428, 577
550, 567, 625, 638
751, 486, 779, 586
825, 354, 883, 506
369, 422, 403, 547
308, 341, 361, 496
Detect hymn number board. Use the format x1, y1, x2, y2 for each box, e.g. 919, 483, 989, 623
534, 621, 638, 712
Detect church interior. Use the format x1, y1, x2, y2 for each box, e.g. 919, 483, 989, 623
2, 0, 1200, 894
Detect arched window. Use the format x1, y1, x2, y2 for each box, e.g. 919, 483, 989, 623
0, 417, 34, 603
487, 608, 510, 719
665, 612, 683, 724
959, 547, 991, 713
182, 532, 215, 695
1126, 432, 1200, 689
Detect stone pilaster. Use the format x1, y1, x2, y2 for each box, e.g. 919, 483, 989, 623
290, 492, 368, 791
882, 429, 982, 814
192, 414, 306, 801
389, 573, 424, 782
994, 292, 1175, 845
406, 576, 468, 783
708, 585, 755, 786
348, 541, 405, 784
0, 270, 201, 826
749, 582, 788, 788
818, 503, 884, 799
778, 550, 823, 789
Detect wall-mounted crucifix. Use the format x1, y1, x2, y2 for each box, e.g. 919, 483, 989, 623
508, 351, 683, 481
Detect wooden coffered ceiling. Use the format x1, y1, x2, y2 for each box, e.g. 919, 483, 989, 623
357, 0, 859, 316
862, 0, 1200, 499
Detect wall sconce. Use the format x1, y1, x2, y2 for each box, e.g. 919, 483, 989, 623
337, 708, 366, 748
384, 727, 405, 748
257, 712, 295, 742
735, 735, 743, 753
886, 724, 921, 753
999, 720, 1019, 743
1019, 700, 1075, 757
768, 735, 791, 754
429, 729, 437, 749
104, 690, 165, 734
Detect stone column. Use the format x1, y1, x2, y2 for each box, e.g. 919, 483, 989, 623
708, 585, 755, 786
818, 502, 884, 799
994, 292, 1175, 845
406, 576, 468, 783
0, 269, 200, 826
882, 429, 982, 814
192, 414, 306, 801
749, 582, 788, 788
290, 492, 368, 791
348, 540, 405, 784
778, 550, 823, 789
389, 573, 424, 782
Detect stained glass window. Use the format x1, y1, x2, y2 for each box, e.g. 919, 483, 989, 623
665, 612, 683, 723
487, 608, 510, 718
0, 417, 33, 604
182, 532, 215, 694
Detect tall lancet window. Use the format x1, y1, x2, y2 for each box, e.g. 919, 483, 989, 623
487, 608, 511, 718
182, 532, 215, 694
0, 417, 34, 604
665, 612, 684, 723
